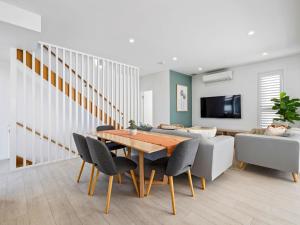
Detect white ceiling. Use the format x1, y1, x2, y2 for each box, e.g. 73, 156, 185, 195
1, 0, 300, 75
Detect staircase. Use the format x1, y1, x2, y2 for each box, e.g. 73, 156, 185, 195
10, 42, 140, 169
16, 48, 122, 128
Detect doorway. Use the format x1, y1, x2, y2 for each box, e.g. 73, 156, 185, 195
141, 90, 153, 126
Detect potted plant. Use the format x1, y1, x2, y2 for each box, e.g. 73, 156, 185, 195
128, 120, 138, 135
271, 92, 300, 127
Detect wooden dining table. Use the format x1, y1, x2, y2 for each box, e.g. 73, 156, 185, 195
96, 130, 190, 198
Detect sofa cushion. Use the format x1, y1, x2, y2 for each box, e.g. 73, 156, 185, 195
188, 127, 217, 138
150, 128, 202, 139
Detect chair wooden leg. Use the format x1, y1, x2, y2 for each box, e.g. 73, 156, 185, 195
90, 169, 100, 196
187, 169, 195, 197
200, 177, 206, 190
168, 176, 176, 215
76, 160, 85, 183
292, 173, 298, 183
117, 173, 122, 184
146, 170, 156, 196
130, 170, 139, 196
88, 165, 95, 195
105, 176, 114, 214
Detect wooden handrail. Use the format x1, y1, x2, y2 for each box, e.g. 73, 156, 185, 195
16, 49, 122, 129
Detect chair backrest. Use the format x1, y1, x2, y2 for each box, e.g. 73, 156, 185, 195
96, 125, 115, 132
166, 138, 200, 176
73, 133, 93, 163
86, 137, 118, 175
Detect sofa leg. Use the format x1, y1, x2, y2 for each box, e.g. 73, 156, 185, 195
292, 173, 298, 183
200, 177, 206, 190
239, 161, 247, 170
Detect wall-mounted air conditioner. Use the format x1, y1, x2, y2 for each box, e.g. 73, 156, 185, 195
202, 71, 233, 83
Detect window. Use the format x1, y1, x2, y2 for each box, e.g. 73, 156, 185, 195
258, 71, 283, 128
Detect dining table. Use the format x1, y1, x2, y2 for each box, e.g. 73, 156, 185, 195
96, 129, 191, 198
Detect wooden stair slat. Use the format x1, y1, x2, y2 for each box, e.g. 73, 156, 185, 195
16, 122, 76, 154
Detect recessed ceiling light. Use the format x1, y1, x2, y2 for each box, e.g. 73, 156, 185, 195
172, 57, 178, 61
262, 52, 269, 56
248, 30, 255, 36
198, 67, 203, 71
129, 38, 135, 43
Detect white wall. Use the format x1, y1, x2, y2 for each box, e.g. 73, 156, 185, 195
192, 54, 300, 130
0, 61, 10, 160
140, 71, 170, 127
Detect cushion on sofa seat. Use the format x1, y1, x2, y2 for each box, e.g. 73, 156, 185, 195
188, 127, 217, 138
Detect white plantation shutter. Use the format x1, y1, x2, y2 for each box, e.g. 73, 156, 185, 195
258, 72, 283, 128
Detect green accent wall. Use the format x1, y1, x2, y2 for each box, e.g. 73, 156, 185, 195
170, 70, 192, 127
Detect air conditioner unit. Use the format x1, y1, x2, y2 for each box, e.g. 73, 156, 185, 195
202, 71, 233, 83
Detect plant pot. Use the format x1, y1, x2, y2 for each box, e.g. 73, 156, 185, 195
129, 129, 137, 135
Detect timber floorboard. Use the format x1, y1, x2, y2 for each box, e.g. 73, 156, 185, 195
0, 158, 300, 225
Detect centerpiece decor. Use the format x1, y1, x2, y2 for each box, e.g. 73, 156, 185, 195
128, 120, 138, 135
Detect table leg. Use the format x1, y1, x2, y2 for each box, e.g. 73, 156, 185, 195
127, 147, 131, 159
138, 151, 145, 198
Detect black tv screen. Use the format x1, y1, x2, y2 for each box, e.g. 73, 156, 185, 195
201, 95, 241, 118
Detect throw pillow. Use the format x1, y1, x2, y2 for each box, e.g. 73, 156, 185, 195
264, 125, 287, 136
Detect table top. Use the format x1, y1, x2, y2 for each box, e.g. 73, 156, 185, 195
95, 130, 190, 154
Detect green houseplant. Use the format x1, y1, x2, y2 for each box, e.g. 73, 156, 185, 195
128, 120, 138, 135
271, 92, 300, 126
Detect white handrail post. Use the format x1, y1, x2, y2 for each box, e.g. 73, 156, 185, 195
122, 64, 126, 128
92, 57, 95, 131
22, 49, 27, 167
40, 44, 44, 164
32, 52, 36, 165
97, 58, 101, 126
137, 68, 140, 125
87, 56, 90, 132
102, 60, 105, 125
62, 49, 66, 158
81, 55, 85, 134
75, 52, 79, 152
47, 45, 52, 162
9, 48, 17, 170
69, 50, 73, 158
55, 47, 59, 161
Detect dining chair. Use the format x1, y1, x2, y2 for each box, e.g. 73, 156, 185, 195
72, 133, 96, 195
96, 125, 126, 153
86, 136, 139, 214
146, 138, 200, 215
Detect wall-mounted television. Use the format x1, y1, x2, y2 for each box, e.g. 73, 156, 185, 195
201, 95, 241, 119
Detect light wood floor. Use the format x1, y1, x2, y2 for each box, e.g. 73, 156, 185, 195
0, 158, 300, 225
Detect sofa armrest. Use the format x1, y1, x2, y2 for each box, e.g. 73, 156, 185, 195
210, 136, 235, 180
191, 135, 234, 181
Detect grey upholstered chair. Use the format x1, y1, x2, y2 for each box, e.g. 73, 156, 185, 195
146, 138, 200, 215
86, 136, 139, 214
73, 133, 96, 195
96, 125, 126, 153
